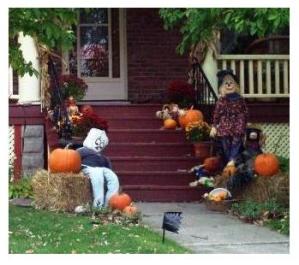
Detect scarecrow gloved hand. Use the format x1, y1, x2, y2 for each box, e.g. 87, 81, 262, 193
210, 127, 217, 138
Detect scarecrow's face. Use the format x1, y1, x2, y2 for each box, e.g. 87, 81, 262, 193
220, 75, 239, 95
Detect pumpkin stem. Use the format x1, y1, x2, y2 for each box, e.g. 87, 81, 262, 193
65, 143, 73, 149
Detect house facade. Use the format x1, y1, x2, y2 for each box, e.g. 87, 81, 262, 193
9, 8, 289, 201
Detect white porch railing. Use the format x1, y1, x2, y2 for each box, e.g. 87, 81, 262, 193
217, 54, 289, 98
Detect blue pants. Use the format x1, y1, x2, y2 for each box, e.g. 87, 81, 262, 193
221, 136, 243, 164
82, 166, 119, 208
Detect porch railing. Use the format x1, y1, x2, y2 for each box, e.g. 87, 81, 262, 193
217, 54, 289, 98
190, 62, 218, 122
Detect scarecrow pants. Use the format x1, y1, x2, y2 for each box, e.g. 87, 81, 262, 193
221, 136, 243, 164
82, 166, 120, 208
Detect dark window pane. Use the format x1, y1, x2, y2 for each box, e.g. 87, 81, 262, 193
80, 9, 108, 24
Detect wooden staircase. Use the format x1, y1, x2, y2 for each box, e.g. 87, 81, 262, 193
90, 104, 211, 202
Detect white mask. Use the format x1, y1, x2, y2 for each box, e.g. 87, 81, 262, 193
83, 128, 109, 153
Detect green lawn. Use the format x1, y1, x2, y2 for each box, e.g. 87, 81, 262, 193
9, 205, 190, 254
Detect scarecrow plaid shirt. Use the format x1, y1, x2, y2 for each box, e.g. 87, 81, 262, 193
212, 93, 248, 137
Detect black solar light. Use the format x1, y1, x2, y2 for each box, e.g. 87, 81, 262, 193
162, 211, 183, 243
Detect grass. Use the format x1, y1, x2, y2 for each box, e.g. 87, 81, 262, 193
9, 205, 190, 254
231, 199, 289, 236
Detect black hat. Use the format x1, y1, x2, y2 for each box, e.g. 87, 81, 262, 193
217, 69, 239, 88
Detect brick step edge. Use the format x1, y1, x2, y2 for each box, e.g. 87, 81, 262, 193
121, 185, 212, 202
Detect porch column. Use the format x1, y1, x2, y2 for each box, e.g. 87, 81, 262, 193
201, 47, 218, 94
18, 32, 41, 104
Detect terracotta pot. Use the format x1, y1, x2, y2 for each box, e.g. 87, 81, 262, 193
193, 141, 212, 161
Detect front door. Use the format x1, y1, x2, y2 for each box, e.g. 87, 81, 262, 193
67, 8, 127, 100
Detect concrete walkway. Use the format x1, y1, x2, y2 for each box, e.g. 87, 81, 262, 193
135, 202, 289, 254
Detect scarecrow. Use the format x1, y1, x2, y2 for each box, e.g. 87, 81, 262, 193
210, 69, 248, 168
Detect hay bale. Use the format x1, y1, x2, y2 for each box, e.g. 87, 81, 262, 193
234, 172, 289, 206
32, 169, 92, 212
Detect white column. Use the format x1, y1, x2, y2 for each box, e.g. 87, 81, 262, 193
201, 47, 218, 94
18, 32, 40, 104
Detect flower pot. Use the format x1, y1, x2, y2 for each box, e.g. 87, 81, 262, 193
193, 141, 212, 161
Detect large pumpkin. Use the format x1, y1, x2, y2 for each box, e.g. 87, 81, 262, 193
163, 118, 177, 129
254, 153, 279, 177
109, 193, 132, 210
48, 146, 81, 173
178, 109, 203, 129
80, 104, 94, 116
203, 156, 221, 173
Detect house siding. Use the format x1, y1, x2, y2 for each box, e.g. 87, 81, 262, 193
126, 8, 189, 103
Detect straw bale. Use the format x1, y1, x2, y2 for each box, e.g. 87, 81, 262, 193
32, 169, 92, 212
234, 172, 289, 206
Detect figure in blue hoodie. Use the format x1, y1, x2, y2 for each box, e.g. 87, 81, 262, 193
77, 128, 119, 209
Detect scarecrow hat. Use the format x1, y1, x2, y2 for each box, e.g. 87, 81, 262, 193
217, 69, 239, 88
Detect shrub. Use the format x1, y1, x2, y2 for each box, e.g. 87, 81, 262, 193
9, 178, 34, 199
185, 121, 211, 142
167, 80, 195, 108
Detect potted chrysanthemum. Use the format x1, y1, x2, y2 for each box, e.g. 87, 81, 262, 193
185, 121, 212, 161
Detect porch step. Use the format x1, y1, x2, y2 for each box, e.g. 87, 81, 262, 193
108, 129, 187, 143
103, 143, 193, 157
110, 156, 200, 171
107, 117, 162, 129
82, 104, 161, 118
121, 185, 211, 202
116, 171, 194, 186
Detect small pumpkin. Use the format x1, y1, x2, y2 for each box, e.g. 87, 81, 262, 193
254, 153, 279, 177
221, 165, 237, 178
48, 145, 81, 173
80, 104, 94, 116
203, 156, 221, 173
109, 193, 132, 210
178, 108, 203, 129
163, 118, 177, 129
123, 204, 138, 217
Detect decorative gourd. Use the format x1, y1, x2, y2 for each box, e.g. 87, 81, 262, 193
109, 193, 132, 210
254, 153, 279, 177
80, 104, 94, 116
203, 156, 221, 173
48, 145, 81, 173
178, 108, 203, 129
163, 118, 177, 129
221, 165, 237, 178
123, 204, 138, 217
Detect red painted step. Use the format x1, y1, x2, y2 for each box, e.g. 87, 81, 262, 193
116, 171, 194, 186
107, 117, 162, 129
107, 129, 187, 143
121, 185, 212, 202
110, 156, 201, 172
103, 143, 193, 157
80, 104, 162, 118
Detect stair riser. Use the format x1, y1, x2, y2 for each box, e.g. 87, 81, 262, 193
117, 174, 195, 186
111, 159, 199, 171
104, 145, 193, 157
121, 188, 209, 202
108, 131, 187, 143
108, 119, 162, 129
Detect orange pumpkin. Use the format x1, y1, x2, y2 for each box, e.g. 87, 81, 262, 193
178, 109, 203, 129
123, 204, 138, 217
203, 156, 221, 173
48, 146, 81, 173
109, 193, 132, 210
254, 153, 280, 177
80, 104, 94, 116
163, 118, 177, 129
